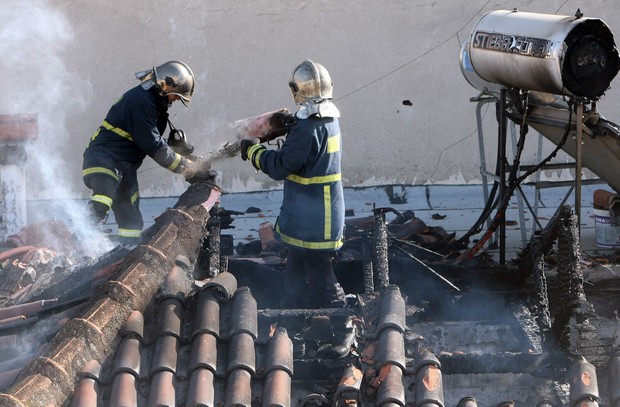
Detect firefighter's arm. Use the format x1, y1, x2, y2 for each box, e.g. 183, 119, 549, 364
240, 138, 266, 170
151, 146, 188, 173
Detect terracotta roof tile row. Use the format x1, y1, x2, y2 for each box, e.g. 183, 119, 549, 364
3, 256, 620, 406
49, 272, 405, 405
65, 270, 297, 406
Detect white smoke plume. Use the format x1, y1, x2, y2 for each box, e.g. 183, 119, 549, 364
204, 108, 289, 166
1, 1, 114, 258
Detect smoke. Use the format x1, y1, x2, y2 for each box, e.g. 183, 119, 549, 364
202, 108, 292, 168
203, 110, 275, 166
1, 1, 113, 258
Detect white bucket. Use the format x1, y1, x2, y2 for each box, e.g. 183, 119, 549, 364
594, 208, 620, 248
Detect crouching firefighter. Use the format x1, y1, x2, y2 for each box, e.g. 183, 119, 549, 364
240, 59, 347, 308
82, 60, 213, 245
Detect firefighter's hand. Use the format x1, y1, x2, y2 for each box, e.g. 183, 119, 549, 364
240, 139, 266, 170
240, 139, 257, 161
168, 129, 195, 157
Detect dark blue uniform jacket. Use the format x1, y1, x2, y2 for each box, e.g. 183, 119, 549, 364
257, 115, 345, 251
82, 85, 185, 177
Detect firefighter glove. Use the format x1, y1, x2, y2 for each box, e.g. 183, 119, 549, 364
240, 139, 266, 170
240, 139, 256, 161
168, 129, 195, 157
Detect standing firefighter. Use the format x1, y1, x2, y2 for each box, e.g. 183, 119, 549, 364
241, 59, 346, 308
82, 60, 210, 245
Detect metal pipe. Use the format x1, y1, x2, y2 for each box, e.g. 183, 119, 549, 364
474, 95, 496, 228
575, 102, 584, 229
499, 88, 508, 265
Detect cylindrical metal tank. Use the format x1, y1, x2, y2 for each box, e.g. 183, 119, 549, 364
460, 9, 620, 99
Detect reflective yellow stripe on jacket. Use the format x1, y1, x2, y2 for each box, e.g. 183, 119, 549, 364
89, 120, 133, 144
89, 120, 181, 171
101, 120, 133, 141
282, 172, 342, 248
275, 223, 343, 250
168, 153, 182, 171
88, 120, 133, 147
286, 173, 341, 185
323, 185, 331, 240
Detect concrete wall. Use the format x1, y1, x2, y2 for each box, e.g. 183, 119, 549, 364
3, 0, 620, 199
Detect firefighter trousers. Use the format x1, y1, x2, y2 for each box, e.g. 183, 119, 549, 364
83, 168, 143, 240
281, 247, 346, 308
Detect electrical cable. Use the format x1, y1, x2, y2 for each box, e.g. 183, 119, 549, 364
334, 0, 491, 103
555, 0, 571, 14
456, 101, 503, 244
457, 99, 574, 262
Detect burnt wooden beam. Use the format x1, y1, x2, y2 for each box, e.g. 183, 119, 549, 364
0, 183, 221, 407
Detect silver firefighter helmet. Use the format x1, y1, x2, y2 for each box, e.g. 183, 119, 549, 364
136, 60, 195, 106
289, 59, 333, 103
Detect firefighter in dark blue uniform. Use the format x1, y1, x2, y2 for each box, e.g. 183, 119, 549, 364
83, 60, 207, 245
241, 60, 346, 308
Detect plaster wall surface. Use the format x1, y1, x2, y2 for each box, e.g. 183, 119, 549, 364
2, 0, 619, 199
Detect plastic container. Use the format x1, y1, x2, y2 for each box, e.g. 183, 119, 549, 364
594, 208, 620, 248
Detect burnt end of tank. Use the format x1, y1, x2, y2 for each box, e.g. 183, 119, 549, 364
463, 10, 620, 99
195, 203, 224, 280
563, 20, 620, 99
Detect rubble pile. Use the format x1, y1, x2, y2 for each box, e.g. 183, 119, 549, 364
0, 197, 619, 404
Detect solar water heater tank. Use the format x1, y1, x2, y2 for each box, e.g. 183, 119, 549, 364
460, 9, 620, 99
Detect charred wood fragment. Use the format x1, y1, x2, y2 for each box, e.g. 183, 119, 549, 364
362, 238, 374, 294
534, 260, 551, 333
531, 233, 552, 351
547, 213, 602, 363
513, 205, 572, 276
372, 208, 390, 291
207, 204, 221, 277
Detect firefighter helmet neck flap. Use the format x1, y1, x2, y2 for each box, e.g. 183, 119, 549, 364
289, 59, 340, 119
135, 60, 195, 107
